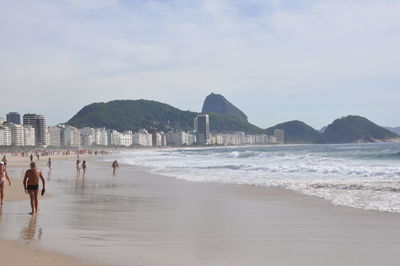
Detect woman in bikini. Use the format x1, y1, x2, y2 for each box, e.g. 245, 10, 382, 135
81, 160, 87, 176
0, 161, 11, 205
76, 160, 81, 175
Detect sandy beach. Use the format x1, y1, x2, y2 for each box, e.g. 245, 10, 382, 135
1, 156, 400, 266
0, 154, 101, 266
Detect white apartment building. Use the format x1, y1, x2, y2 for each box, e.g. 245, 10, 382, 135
93, 128, 108, 146
7, 123, 24, 146
23, 126, 35, 146
0, 126, 12, 146
61, 126, 80, 147
48, 126, 62, 147
166, 131, 187, 145
111, 130, 133, 147
46, 128, 51, 146
274, 129, 284, 144
79, 127, 94, 147
132, 129, 152, 146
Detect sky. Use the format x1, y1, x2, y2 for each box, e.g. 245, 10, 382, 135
0, 0, 399, 129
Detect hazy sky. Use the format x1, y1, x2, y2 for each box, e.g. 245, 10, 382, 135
1, 0, 399, 129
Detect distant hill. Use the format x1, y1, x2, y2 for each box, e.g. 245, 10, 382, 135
320, 116, 398, 143
385, 126, 400, 135
202, 93, 248, 121
67, 99, 262, 134
265, 120, 321, 143
67, 99, 398, 145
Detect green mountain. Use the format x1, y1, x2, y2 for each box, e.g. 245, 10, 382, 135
320, 115, 398, 143
385, 126, 400, 135
265, 120, 321, 143
202, 93, 248, 121
67, 99, 398, 144
67, 99, 262, 134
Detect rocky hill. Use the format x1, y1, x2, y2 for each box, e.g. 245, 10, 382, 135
202, 93, 248, 121
320, 115, 398, 143
265, 120, 321, 143
67, 99, 262, 134
67, 97, 398, 144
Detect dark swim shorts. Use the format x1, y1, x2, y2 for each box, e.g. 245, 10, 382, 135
27, 185, 39, 191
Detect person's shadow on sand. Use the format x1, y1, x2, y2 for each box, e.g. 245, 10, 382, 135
20, 214, 43, 243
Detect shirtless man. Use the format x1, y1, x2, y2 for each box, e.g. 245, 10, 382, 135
0, 161, 11, 205
23, 162, 46, 215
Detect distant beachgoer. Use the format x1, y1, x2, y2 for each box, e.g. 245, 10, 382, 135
0, 162, 11, 205
30, 154, 33, 162
112, 160, 119, 175
2, 156, 7, 169
36, 153, 40, 161
23, 162, 46, 215
76, 160, 81, 175
47, 157, 52, 169
81, 160, 87, 176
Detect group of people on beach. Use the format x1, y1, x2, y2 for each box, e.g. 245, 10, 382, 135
0, 155, 121, 214
76, 160, 87, 176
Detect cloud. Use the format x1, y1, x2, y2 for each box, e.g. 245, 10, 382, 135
0, 0, 399, 128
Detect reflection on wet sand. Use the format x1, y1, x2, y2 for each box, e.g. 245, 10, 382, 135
74, 177, 87, 190
21, 214, 42, 243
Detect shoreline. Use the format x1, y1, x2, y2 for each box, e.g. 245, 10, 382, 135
1, 158, 400, 265
0, 164, 101, 266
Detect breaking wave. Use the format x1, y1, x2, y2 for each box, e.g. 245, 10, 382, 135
116, 143, 400, 212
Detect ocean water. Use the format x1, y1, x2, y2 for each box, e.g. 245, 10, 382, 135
116, 143, 400, 212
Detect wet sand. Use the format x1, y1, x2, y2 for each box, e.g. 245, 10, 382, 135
0, 162, 99, 266
1, 159, 400, 265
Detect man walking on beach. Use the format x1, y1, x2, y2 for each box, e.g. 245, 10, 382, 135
23, 162, 46, 215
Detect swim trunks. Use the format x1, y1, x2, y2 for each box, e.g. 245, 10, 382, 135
27, 185, 39, 191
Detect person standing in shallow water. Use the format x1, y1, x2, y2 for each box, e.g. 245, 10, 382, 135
112, 160, 119, 175
47, 157, 52, 170
81, 160, 87, 176
23, 162, 46, 215
76, 160, 81, 175
0, 161, 11, 205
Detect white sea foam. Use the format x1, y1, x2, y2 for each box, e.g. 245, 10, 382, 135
114, 143, 400, 212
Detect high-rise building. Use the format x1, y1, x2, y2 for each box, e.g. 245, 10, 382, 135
6, 112, 21, 124
0, 125, 12, 146
48, 126, 62, 147
60, 126, 81, 147
274, 129, 284, 144
23, 126, 35, 146
23, 114, 47, 146
6, 123, 24, 146
194, 114, 210, 144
